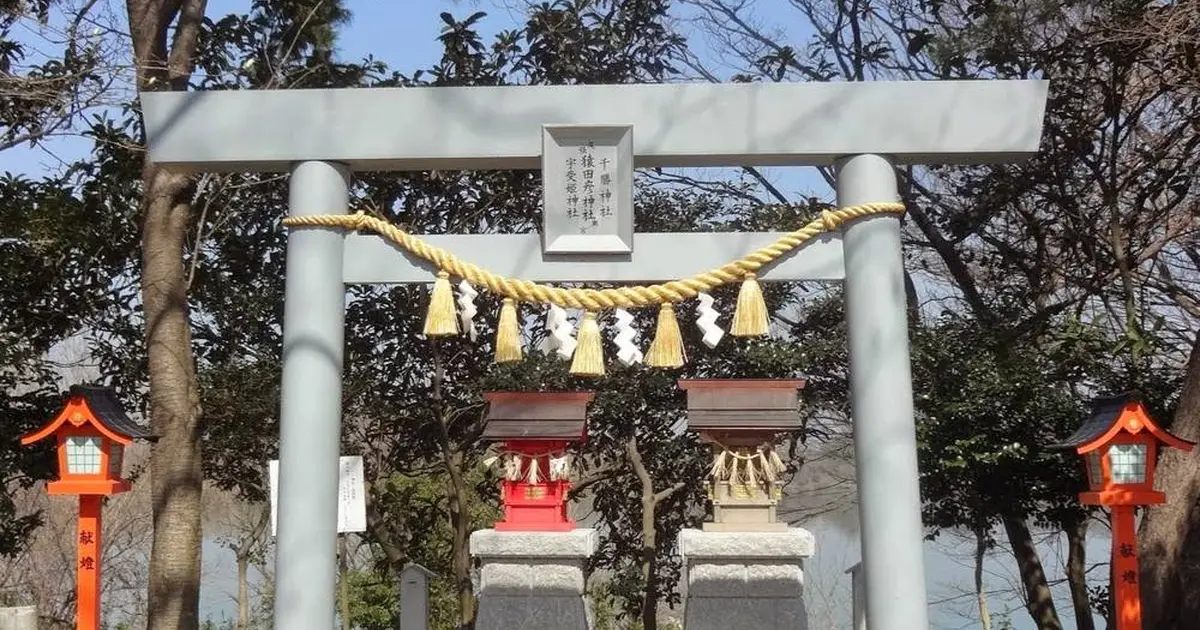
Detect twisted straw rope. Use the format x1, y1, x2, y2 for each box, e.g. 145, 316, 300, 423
282, 201, 905, 311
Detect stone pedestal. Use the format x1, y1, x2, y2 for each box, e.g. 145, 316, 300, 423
679, 528, 815, 630
471, 529, 596, 630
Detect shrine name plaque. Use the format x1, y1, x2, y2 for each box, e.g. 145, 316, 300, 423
541, 124, 634, 254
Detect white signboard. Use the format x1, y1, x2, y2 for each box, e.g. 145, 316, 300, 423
269, 455, 367, 535
541, 124, 634, 254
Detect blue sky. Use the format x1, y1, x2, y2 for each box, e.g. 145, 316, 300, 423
5, 1, 1108, 628
1, 0, 831, 200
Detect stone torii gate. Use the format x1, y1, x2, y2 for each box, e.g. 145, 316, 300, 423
140, 80, 1048, 630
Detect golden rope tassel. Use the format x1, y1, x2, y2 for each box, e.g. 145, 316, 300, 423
424, 271, 459, 336
494, 298, 523, 363
646, 303, 685, 368
731, 272, 769, 336
570, 311, 606, 377
758, 450, 773, 484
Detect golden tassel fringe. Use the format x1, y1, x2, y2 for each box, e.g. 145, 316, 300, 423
494, 298, 523, 363
424, 271, 459, 337
646, 303, 685, 368
570, 311, 606, 377
731, 273, 769, 337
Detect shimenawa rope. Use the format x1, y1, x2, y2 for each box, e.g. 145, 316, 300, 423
281, 202, 904, 310
282, 202, 905, 373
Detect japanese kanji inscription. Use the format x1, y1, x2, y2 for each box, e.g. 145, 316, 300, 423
541, 124, 633, 254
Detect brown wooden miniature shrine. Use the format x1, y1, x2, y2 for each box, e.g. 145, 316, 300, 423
679, 379, 805, 532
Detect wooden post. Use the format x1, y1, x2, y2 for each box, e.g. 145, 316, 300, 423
1111, 505, 1141, 630
848, 562, 866, 630
399, 564, 433, 630
77, 495, 102, 630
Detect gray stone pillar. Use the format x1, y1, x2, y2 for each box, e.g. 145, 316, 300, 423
274, 160, 350, 630
836, 153, 930, 630
680, 528, 814, 629
471, 529, 597, 630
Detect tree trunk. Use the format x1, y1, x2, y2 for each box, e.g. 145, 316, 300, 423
235, 506, 268, 630
1139, 335, 1200, 630
126, 1, 208, 629
974, 524, 992, 630
431, 342, 475, 630
142, 161, 204, 630
236, 553, 250, 630
1064, 518, 1095, 630
625, 436, 663, 630
1002, 515, 1063, 630
641, 492, 659, 630
444, 450, 474, 630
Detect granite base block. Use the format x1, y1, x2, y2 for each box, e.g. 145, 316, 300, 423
679, 528, 815, 630
471, 529, 596, 630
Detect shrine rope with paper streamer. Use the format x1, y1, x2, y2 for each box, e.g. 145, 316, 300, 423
709, 444, 788, 491
282, 201, 905, 376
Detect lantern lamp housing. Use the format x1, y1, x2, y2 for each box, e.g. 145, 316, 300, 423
19, 385, 153, 496
1051, 392, 1194, 506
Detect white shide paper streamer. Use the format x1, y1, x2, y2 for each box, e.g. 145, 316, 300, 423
538, 304, 577, 360
456, 280, 479, 341
613, 308, 644, 366
696, 293, 725, 349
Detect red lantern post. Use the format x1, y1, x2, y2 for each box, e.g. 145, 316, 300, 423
19, 386, 152, 630
480, 392, 592, 531
1052, 392, 1194, 630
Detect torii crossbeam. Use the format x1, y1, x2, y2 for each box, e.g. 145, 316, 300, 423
141, 79, 1049, 630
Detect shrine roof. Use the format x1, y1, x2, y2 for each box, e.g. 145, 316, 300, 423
70, 385, 154, 440
1050, 393, 1134, 450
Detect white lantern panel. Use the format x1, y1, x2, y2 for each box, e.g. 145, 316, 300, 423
1085, 451, 1103, 486
1108, 443, 1148, 484
108, 441, 124, 477
65, 436, 103, 475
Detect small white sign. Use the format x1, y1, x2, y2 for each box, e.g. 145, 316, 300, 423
269, 455, 367, 536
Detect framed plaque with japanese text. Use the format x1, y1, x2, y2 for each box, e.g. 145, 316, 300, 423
541, 124, 634, 254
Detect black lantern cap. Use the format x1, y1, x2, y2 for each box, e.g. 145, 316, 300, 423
70, 385, 155, 440
1049, 392, 1139, 451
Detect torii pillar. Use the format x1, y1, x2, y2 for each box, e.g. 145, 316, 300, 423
140, 80, 1048, 630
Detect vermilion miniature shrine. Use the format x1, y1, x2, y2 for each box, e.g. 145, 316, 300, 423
20, 385, 152, 630
480, 391, 592, 531
1054, 392, 1195, 630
